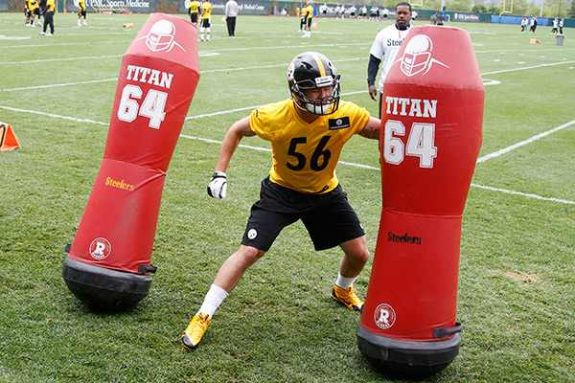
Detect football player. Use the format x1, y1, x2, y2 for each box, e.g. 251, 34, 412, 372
199, 0, 212, 41
77, 0, 87, 26
181, 52, 381, 350
367, 2, 412, 117
188, 0, 200, 27
301, 0, 313, 38
40, 0, 55, 35
26, 0, 40, 27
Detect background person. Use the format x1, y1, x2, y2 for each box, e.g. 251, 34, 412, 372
40, 0, 55, 36
367, 2, 412, 116
225, 0, 239, 37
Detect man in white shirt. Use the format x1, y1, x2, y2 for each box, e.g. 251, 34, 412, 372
366, 2, 412, 116
225, 0, 239, 37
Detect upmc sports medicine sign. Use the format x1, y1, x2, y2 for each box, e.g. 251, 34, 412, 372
67, 0, 157, 13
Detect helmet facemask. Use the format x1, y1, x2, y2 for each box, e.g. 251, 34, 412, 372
291, 74, 341, 116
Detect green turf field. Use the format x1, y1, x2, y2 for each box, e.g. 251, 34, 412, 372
0, 12, 574, 382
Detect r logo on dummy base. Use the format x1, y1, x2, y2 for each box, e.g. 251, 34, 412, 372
374, 303, 396, 330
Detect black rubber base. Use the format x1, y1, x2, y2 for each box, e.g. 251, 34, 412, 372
63, 257, 152, 312
357, 326, 460, 380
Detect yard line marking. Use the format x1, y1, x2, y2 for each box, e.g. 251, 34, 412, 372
185, 90, 367, 120
0, 78, 117, 92
0, 59, 361, 92
1, 104, 573, 206
0, 55, 559, 92
201, 57, 361, 74
0, 105, 107, 126
180, 134, 575, 205
0, 55, 121, 65
470, 183, 575, 205
0, 50, 220, 65
477, 119, 575, 163
0, 40, 130, 49
482, 60, 575, 75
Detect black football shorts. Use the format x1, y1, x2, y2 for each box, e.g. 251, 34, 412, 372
241, 178, 365, 252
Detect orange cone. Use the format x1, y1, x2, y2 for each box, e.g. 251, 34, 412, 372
0, 122, 21, 151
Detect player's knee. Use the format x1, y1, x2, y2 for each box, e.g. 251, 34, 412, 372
237, 245, 265, 265
354, 248, 370, 264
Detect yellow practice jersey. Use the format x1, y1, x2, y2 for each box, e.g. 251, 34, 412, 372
249, 99, 370, 194
78, 0, 86, 10
46, 0, 55, 11
189, 0, 200, 13
302, 5, 313, 19
27, 0, 39, 10
201, 2, 212, 19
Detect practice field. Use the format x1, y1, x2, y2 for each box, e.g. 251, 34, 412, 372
0, 12, 574, 382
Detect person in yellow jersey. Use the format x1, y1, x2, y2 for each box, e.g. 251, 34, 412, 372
181, 52, 381, 350
24, 0, 32, 26
199, 0, 212, 41
301, 0, 314, 38
77, 0, 87, 26
26, 0, 40, 27
40, 0, 55, 35
188, 0, 201, 27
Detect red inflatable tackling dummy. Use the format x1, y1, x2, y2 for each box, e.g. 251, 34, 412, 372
357, 26, 484, 378
63, 14, 200, 310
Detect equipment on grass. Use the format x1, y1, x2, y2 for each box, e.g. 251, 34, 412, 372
0, 122, 21, 151
63, 14, 200, 311
357, 25, 484, 379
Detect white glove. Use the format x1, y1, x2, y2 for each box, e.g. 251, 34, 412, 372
207, 171, 227, 199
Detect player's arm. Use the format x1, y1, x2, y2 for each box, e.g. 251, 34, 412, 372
214, 116, 255, 172
357, 117, 381, 140
207, 117, 255, 199
367, 33, 384, 101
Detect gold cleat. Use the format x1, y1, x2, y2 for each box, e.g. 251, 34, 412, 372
181, 313, 212, 350
331, 285, 363, 312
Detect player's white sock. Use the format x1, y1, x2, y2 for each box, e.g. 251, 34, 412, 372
335, 273, 357, 289
206, 28, 211, 41
198, 284, 229, 317
77, 19, 81, 26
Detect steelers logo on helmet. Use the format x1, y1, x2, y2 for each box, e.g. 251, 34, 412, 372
287, 51, 341, 116
399, 34, 448, 77
144, 19, 185, 53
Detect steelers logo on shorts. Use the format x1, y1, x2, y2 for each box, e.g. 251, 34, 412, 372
247, 228, 258, 240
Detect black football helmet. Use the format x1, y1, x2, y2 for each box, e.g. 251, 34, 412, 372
287, 52, 341, 115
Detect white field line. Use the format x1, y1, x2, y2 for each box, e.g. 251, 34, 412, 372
0, 104, 573, 206
0, 105, 107, 126
1, 78, 118, 92
0, 55, 121, 65
470, 184, 575, 205
0, 63, 499, 93
0, 59, 362, 92
0, 42, 370, 64
0, 55, 560, 92
185, 90, 367, 120
476, 119, 575, 163
0, 40, 130, 49
482, 60, 575, 76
